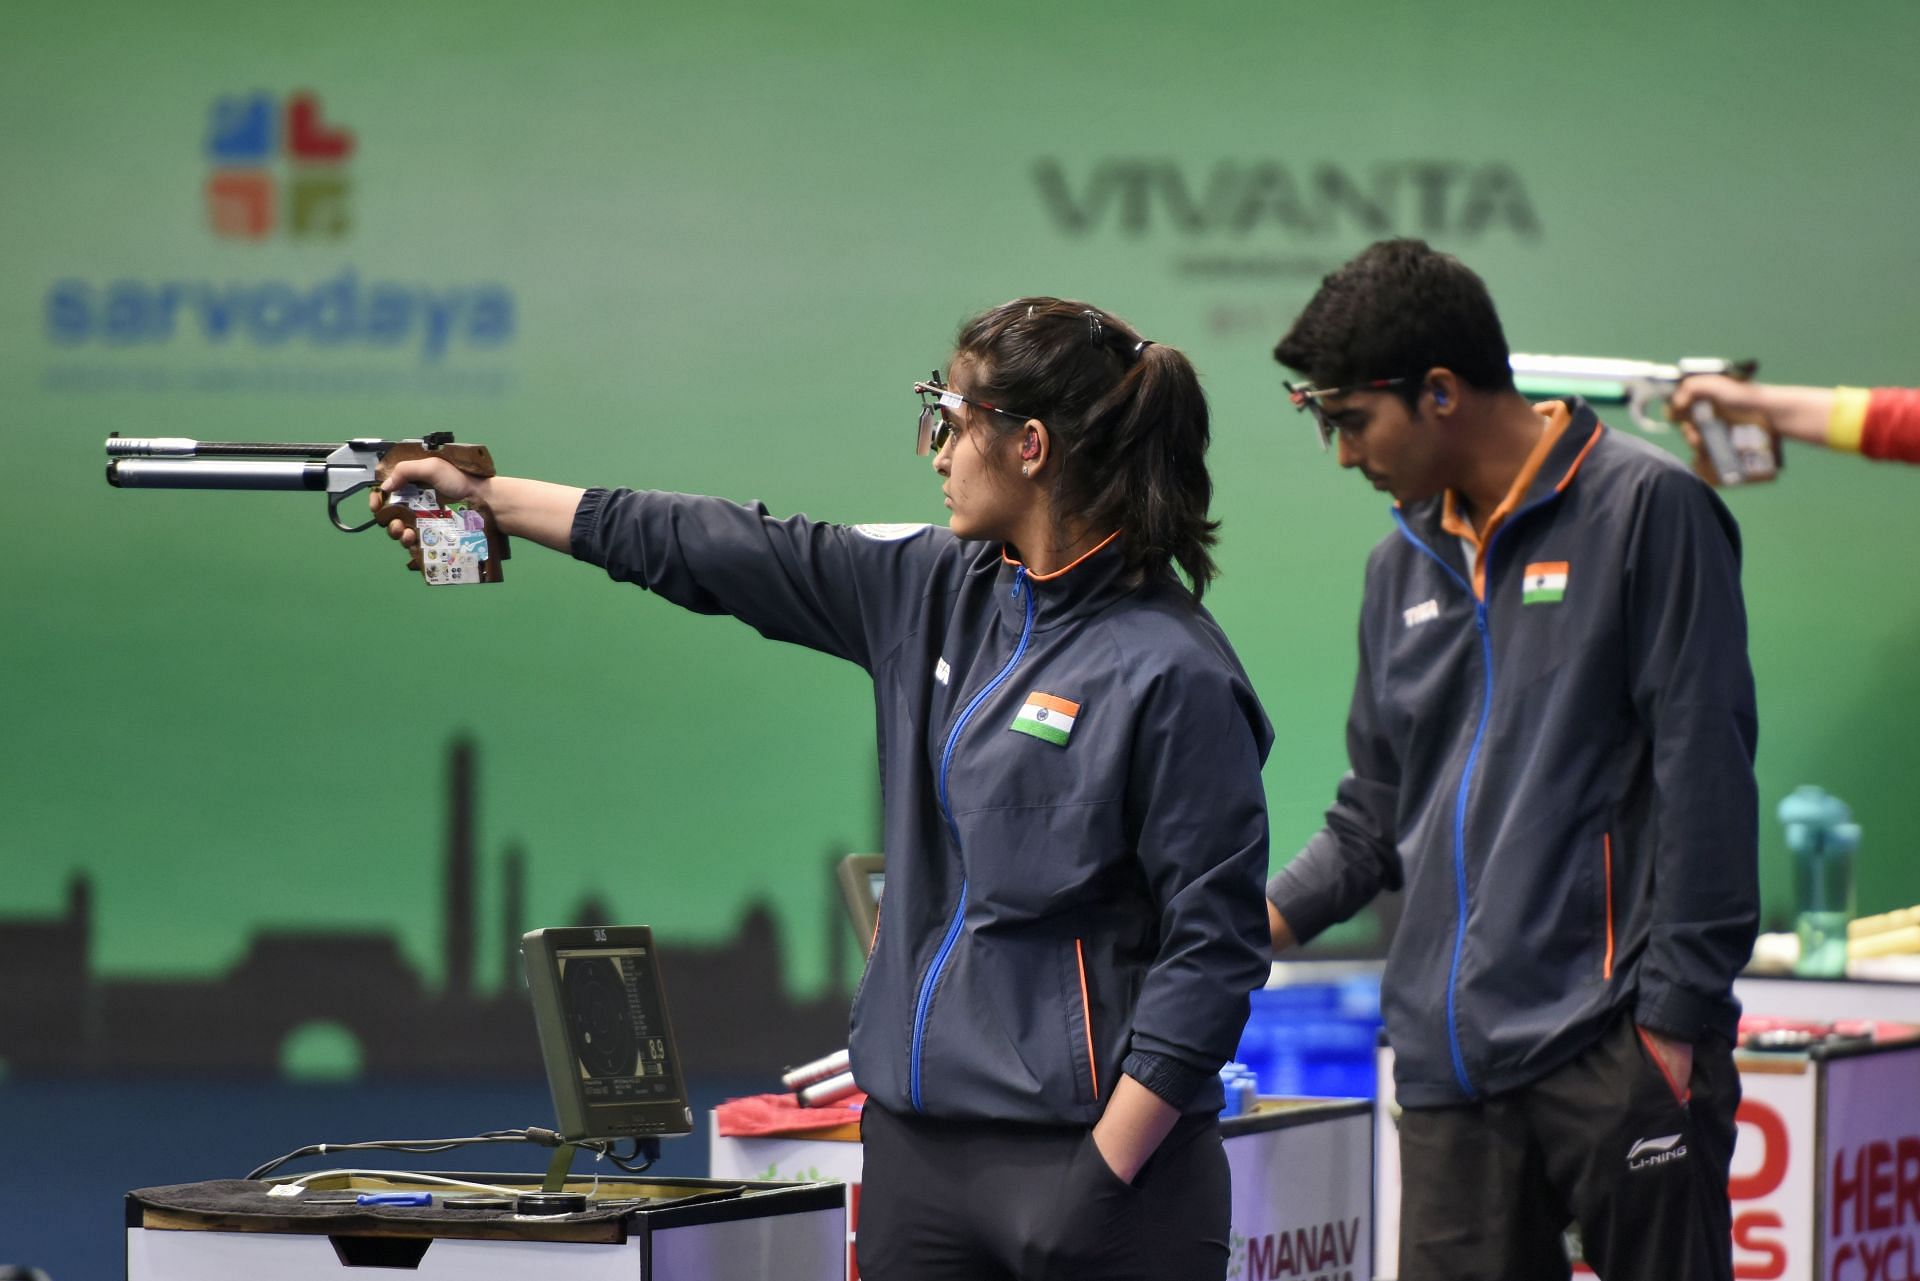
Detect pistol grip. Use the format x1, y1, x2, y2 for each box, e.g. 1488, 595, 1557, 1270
373, 502, 428, 573
374, 438, 512, 582
375, 500, 511, 582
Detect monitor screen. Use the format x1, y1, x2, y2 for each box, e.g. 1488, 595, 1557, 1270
522, 926, 693, 1143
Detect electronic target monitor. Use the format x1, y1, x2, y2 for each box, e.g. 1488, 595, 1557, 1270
522, 926, 694, 1143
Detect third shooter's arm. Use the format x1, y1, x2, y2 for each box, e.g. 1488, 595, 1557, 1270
1672, 378, 1920, 464
1669, 376, 1833, 447
378, 459, 584, 554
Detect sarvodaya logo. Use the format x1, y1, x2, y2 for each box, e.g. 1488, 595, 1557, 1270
39, 89, 518, 389
45, 270, 513, 364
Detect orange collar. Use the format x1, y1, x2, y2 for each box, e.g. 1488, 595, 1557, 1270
1000, 529, 1121, 582
1440, 401, 1574, 552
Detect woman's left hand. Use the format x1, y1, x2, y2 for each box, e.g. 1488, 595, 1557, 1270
1090, 1075, 1180, 1185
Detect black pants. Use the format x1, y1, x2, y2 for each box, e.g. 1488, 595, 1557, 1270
1399, 1014, 1741, 1281
856, 1102, 1230, 1281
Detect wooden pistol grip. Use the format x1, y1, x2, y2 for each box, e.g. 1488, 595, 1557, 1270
373, 441, 498, 487
373, 441, 511, 581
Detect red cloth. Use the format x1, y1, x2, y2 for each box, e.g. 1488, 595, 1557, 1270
1864, 388, 1920, 463
714, 1091, 866, 1137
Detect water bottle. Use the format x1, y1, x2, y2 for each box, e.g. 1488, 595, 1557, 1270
1778, 785, 1861, 978
1217, 1062, 1258, 1117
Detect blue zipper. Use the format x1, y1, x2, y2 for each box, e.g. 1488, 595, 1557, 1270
1391, 512, 1481, 1097
909, 566, 1035, 1111
1392, 496, 1557, 1100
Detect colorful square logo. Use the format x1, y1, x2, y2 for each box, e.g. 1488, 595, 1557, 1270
205, 92, 355, 240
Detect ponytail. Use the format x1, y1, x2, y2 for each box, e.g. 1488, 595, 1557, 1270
954, 297, 1219, 602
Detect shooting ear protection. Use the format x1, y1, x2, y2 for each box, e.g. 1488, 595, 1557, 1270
1020, 433, 1041, 460
1432, 386, 1449, 407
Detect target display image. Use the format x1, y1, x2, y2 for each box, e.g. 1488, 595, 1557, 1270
558, 949, 678, 1101
524, 926, 693, 1141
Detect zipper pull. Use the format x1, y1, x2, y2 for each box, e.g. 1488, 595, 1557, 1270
1475, 603, 1488, 632
1011, 565, 1027, 598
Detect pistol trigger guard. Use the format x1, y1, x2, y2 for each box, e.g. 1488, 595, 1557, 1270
329, 482, 379, 533
1625, 386, 1668, 435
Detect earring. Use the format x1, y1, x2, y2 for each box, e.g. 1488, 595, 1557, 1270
1021, 464, 1031, 477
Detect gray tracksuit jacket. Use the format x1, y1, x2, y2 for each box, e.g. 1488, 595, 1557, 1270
1267, 403, 1759, 1108
573, 489, 1274, 1123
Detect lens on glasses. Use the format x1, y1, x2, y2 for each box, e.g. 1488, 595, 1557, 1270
1286, 381, 1335, 451
916, 404, 937, 456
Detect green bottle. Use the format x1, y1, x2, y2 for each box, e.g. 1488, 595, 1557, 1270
1777, 785, 1861, 978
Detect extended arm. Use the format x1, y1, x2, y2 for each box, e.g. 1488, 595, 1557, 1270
1671, 377, 1920, 463
379, 459, 582, 552
378, 460, 948, 670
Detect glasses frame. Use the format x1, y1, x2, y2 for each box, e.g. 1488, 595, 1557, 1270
912, 371, 1036, 457
1284, 377, 1411, 450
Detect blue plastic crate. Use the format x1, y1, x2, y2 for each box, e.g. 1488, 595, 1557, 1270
1234, 976, 1382, 1100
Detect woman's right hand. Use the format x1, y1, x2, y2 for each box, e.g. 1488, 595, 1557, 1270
370, 457, 491, 549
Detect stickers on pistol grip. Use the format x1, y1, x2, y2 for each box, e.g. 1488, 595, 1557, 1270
392, 483, 491, 586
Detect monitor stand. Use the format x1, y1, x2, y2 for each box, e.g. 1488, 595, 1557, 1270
542, 1138, 664, 1193
542, 1144, 581, 1193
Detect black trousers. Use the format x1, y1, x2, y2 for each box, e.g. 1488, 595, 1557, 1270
1398, 1013, 1741, 1281
856, 1102, 1230, 1281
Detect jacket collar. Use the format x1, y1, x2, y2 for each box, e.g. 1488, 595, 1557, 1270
1404, 397, 1606, 547
990, 530, 1136, 631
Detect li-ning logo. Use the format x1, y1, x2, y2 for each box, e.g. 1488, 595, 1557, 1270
1627, 1133, 1688, 1171
1403, 599, 1440, 628
205, 91, 356, 240
934, 658, 951, 687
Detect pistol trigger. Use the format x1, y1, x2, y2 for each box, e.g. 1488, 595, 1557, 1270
328, 486, 380, 533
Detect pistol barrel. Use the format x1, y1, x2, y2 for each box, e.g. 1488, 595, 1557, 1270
106, 460, 328, 490
105, 437, 339, 459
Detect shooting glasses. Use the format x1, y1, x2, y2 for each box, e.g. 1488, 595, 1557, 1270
912, 371, 1036, 456
1284, 377, 1409, 450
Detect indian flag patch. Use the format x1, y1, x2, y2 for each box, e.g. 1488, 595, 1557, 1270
1523, 561, 1569, 604
1010, 691, 1080, 746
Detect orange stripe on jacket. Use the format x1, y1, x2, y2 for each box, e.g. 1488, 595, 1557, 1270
1075, 939, 1100, 1101
1026, 692, 1081, 717
1602, 833, 1615, 981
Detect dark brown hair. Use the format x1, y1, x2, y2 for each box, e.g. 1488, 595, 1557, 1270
953, 297, 1219, 602
1273, 238, 1515, 403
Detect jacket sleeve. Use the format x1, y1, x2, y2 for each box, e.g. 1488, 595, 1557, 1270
570, 487, 949, 672
1861, 388, 1920, 463
1265, 610, 1405, 944
1624, 468, 1761, 1042
1119, 662, 1274, 1110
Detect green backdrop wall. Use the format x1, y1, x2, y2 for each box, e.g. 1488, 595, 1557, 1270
6, 0, 1918, 1045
